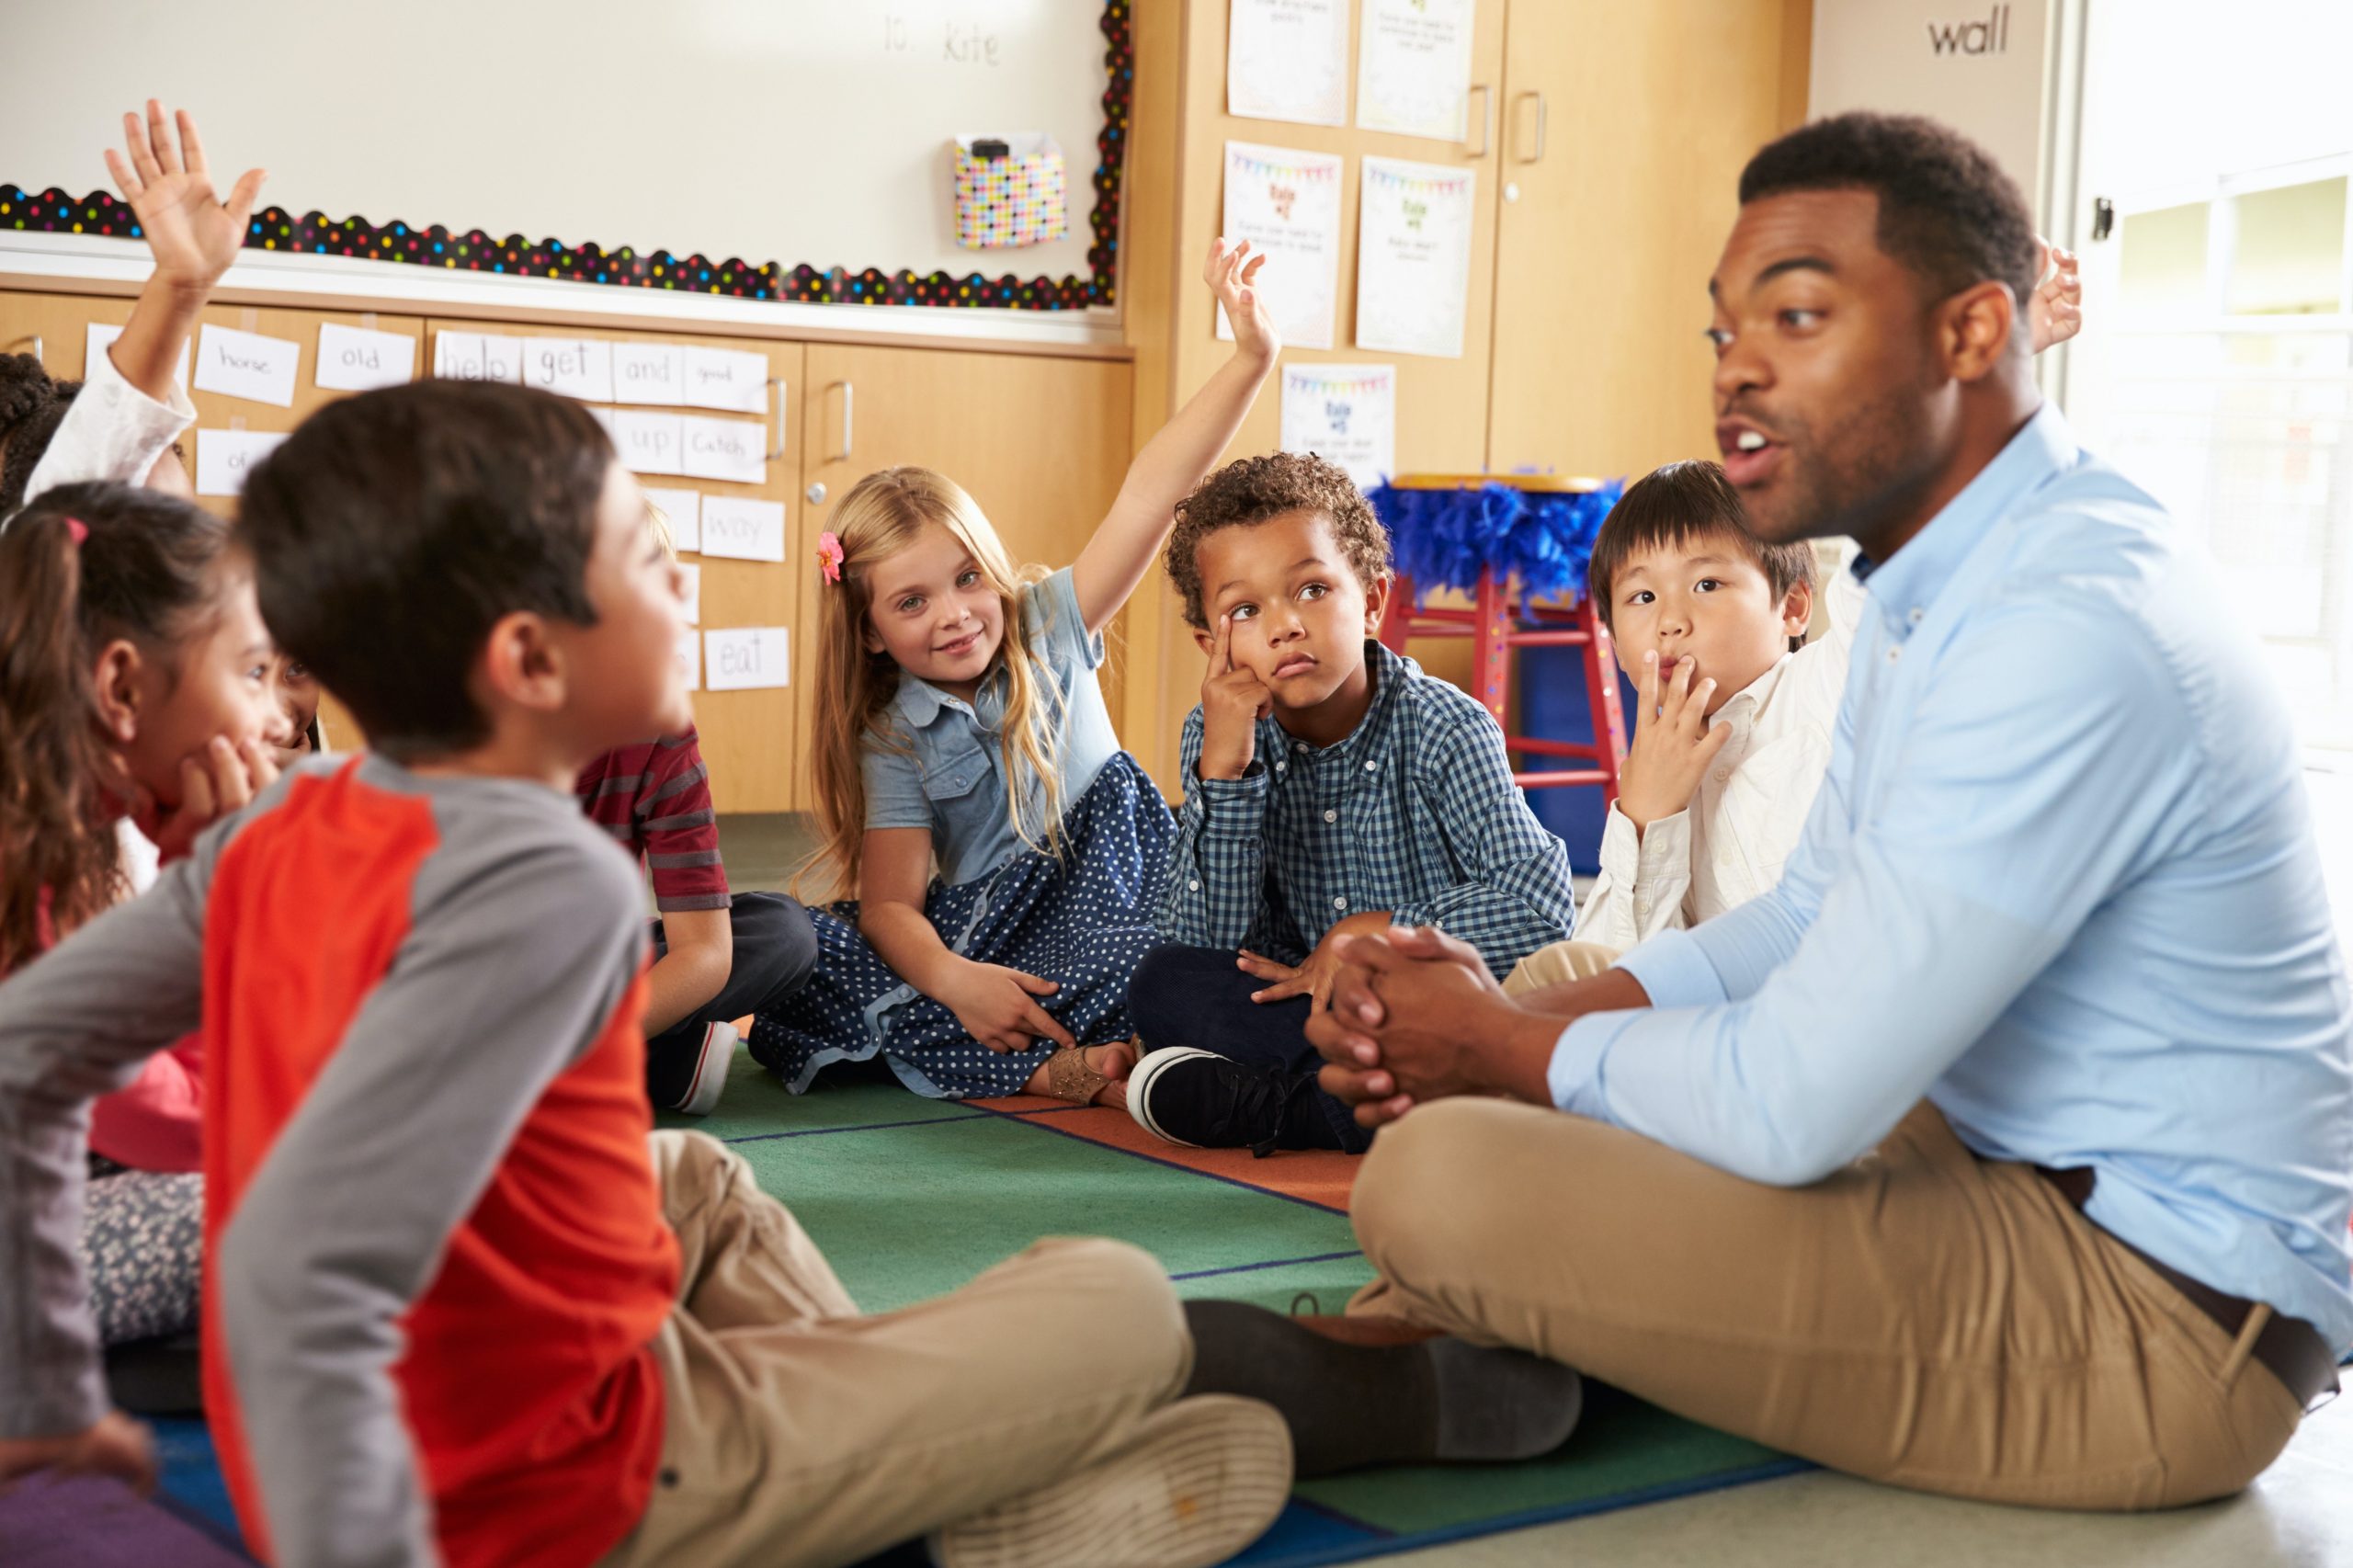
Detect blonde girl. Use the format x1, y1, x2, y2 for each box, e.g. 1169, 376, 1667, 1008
749, 240, 1277, 1105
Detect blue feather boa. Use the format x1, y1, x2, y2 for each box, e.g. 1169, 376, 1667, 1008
1366, 479, 1622, 604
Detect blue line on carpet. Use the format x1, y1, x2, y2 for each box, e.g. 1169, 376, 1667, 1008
715, 1101, 1100, 1146
1168, 1249, 1364, 1283
972, 1102, 1353, 1216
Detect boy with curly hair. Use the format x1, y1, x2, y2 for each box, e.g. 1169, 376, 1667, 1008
1125, 452, 1575, 1154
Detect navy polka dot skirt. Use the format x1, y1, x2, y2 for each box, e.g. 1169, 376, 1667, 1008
749, 752, 1176, 1099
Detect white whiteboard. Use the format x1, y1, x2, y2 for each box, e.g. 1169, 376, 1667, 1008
4, 0, 1111, 290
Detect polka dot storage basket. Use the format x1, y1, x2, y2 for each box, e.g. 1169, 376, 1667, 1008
954, 133, 1069, 250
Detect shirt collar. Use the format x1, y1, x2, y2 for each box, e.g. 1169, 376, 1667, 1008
1710, 649, 1792, 732
1265, 639, 1414, 765
889, 664, 1008, 732
1853, 401, 2075, 642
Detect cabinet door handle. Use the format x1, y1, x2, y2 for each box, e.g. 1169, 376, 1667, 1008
1463, 84, 1492, 159
766, 377, 788, 460
1515, 91, 1548, 164
833, 380, 856, 463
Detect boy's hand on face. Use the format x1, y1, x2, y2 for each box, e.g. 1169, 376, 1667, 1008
1617, 651, 1733, 835
1198, 613, 1272, 781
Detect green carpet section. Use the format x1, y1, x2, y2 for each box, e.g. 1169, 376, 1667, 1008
654, 1052, 983, 1142
1296, 1382, 1793, 1534
728, 1109, 1363, 1312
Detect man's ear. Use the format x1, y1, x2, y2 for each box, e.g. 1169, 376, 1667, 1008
90, 638, 145, 744
1781, 576, 1816, 642
476, 610, 567, 718
1938, 279, 2019, 382
1361, 574, 1393, 636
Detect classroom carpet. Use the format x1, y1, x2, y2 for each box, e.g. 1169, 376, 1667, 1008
14, 1048, 1808, 1567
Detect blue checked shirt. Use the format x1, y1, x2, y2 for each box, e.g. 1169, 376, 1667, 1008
1159, 640, 1576, 973
1558, 404, 2353, 1354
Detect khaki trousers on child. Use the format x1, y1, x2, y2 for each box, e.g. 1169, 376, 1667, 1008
1501, 941, 1620, 995
600, 1131, 1195, 1568
1347, 1098, 2305, 1509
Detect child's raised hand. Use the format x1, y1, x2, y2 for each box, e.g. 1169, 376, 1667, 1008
1207, 236, 1279, 364
2029, 236, 2082, 355
1197, 614, 1272, 781
135, 734, 280, 865
940, 961, 1077, 1054
104, 101, 266, 293
1615, 652, 1733, 835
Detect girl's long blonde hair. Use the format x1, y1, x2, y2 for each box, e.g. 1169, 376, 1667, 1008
802, 467, 1068, 900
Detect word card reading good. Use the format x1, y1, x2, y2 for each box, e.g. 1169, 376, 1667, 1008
703, 627, 790, 691
699, 496, 786, 562
677, 562, 700, 624
521, 336, 615, 403
85, 323, 189, 389
194, 324, 301, 407
313, 324, 416, 392
676, 629, 701, 691
612, 342, 686, 406
642, 486, 701, 553
682, 347, 769, 414
608, 410, 686, 477
432, 332, 525, 383
680, 415, 767, 484
195, 429, 290, 497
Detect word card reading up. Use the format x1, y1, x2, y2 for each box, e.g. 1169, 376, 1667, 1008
608, 410, 685, 477
314, 324, 416, 392
195, 429, 290, 496
194, 324, 301, 407
703, 627, 790, 691
699, 496, 786, 562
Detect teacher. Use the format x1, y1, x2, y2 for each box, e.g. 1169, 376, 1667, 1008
1308, 112, 2351, 1508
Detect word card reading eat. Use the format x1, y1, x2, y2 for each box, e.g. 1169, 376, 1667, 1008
194, 324, 301, 407
699, 496, 786, 562
703, 627, 790, 691
522, 337, 614, 403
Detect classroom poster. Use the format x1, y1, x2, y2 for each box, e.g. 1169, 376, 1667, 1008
1226, 0, 1348, 127
1355, 156, 1476, 359
1356, 0, 1475, 142
1219, 142, 1345, 351
1280, 363, 1396, 492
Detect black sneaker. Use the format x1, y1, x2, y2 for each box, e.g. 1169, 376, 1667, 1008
650, 1019, 736, 1116
1126, 1048, 1336, 1156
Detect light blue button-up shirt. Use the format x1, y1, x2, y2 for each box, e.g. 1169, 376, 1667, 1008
861, 566, 1121, 886
1552, 403, 2353, 1353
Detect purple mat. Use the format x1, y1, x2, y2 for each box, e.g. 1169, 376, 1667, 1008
0, 1471, 253, 1567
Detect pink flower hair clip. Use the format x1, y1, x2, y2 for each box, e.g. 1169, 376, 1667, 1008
816, 530, 845, 585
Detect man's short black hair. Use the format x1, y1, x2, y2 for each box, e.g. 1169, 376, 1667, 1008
1740, 112, 2040, 316
235, 381, 611, 756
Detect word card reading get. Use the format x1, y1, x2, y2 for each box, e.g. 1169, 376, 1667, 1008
676, 630, 701, 691
608, 410, 685, 476
680, 415, 767, 484
699, 496, 786, 562
642, 486, 701, 553
85, 323, 189, 389
522, 337, 614, 403
194, 324, 301, 407
612, 343, 685, 406
195, 429, 289, 497
682, 347, 769, 414
314, 324, 416, 392
432, 332, 525, 383
703, 628, 790, 691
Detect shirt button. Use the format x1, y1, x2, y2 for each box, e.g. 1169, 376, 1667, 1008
1908, 607, 1925, 625
1323, 809, 1337, 823
1276, 761, 1288, 771
1885, 646, 1902, 665
1188, 879, 1200, 892
1333, 896, 1348, 910
1362, 760, 1376, 773
1712, 769, 1729, 784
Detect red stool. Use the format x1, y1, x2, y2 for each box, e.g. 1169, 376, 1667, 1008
1374, 474, 1628, 806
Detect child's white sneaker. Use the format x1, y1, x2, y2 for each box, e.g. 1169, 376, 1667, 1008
665, 1020, 736, 1118
928, 1394, 1291, 1568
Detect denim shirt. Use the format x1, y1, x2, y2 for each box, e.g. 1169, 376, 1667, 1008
861, 566, 1120, 886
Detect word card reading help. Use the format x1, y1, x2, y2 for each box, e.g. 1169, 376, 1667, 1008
699, 496, 786, 562
703, 628, 790, 691
314, 324, 416, 392
194, 324, 301, 407
433, 333, 525, 383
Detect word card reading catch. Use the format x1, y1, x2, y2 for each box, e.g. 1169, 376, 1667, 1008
194, 324, 300, 407
195, 429, 289, 497
681, 415, 767, 484
703, 627, 790, 691
699, 496, 786, 562
314, 324, 416, 392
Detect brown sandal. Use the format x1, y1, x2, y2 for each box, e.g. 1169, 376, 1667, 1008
1041, 1042, 1124, 1105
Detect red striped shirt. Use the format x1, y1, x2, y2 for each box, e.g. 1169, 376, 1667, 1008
575, 727, 731, 913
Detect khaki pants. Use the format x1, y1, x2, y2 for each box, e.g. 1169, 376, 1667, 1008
1348, 1099, 2303, 1509
601, 1131, 1194, 1568
1502, 940, 1620, 995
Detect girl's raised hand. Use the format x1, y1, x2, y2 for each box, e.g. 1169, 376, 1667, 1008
1207, 236, 1279, 364
104, 101, 266, 292
2029, 236, 2082, 355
